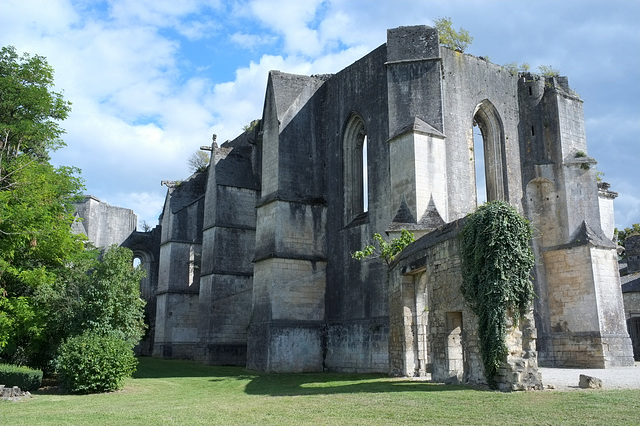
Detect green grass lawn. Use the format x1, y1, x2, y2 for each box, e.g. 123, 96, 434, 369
2, 357, 639, 425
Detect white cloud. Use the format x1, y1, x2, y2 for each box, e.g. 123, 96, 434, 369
1, 0, 79, 39
177, 19, 223, 41
108, 0, 220, 27
113, 191, 166, 230
2, 0, 639, 232
230, 32, 277, 49
248, 0, 325, 56
613, 186, 640, 228
208, 54, 313, 141
308, 45, 372, 74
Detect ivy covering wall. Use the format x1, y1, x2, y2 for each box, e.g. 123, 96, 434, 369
459, 201, 535, 388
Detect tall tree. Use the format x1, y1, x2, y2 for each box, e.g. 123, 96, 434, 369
0, 47, 146, 373
0, 45, 71, 162
0, 46, 86, 365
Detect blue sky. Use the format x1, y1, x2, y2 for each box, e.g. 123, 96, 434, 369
2, 0, 639, 229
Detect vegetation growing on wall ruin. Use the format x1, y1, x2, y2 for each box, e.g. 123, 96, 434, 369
434, 17, 473, 52
616, 223, 640, 251
459, 201, 535, 388
352, 229, 415, 266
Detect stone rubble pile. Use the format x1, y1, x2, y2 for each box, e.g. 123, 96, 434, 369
0, 384, 32, 401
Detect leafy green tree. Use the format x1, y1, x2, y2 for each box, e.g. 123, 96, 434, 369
0, 45, 80, 282
616, 223, 640, 249
0, 46, 85, 365
352, 229, 415, 266
0, 47, 146, 373
187, 149, 210, 173
3, 245, 146, 369
434, 17, 473, 52
0, 46, 71, 162
49, 247, 144, 391
73, 245, 146, 345
0, 158, 88, 366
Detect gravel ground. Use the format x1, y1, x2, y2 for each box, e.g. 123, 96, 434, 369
538, 362, 640, 390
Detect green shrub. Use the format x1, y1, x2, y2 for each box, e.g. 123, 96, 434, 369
54, 332, 137, 394
0, 363, 43, 391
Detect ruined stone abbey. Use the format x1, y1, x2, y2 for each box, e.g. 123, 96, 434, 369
76, 25, 635, 390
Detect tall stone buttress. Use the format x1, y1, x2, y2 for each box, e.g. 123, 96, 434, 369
520, 74, 633, 367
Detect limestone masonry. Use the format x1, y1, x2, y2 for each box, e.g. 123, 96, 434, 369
75, 25, 635, 389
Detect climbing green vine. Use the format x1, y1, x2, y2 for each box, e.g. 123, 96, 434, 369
352, 230, 415, 266
458, 201, 535, 389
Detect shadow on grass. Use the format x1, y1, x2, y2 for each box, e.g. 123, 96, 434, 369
133, 356, 486, 396
132, 356, 255, 379
243, 374, 480, 396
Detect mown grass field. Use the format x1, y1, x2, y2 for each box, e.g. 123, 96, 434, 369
2, 357, 639, 425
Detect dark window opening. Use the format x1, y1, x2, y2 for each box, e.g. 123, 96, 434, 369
344, 114, 369, 222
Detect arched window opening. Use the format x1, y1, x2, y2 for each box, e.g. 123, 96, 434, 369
472, 101, 507, 205
133, 256, 142, 269
344, 114, 369, 222
473, 120, 487, 206
362, 135, 369, 212
188, 245, 196, 287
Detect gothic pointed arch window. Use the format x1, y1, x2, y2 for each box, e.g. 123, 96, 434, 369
343, 113, 369, 223
472, 100, 508, 204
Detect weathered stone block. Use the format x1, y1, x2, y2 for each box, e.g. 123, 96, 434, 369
579, 374, 603, 389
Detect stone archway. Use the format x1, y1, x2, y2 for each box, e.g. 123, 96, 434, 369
472, 100, 508, 203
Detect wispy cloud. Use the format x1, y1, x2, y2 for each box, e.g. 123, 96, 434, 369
1, 0, 638, 228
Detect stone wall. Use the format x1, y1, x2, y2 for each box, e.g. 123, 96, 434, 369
626, 235, 640, 273
440, 49, 522, 218
389, 221, 541, 390
73, 195, 137, 248
621, 235, 640, 360
197, 133, 260, 365
324, 319, 389, 373
139, 24, 634, 375
122, 227, 161, 356
321, 43, 393, 373
598, 183, 618, 240
153, 172, 206, 359
389, 219, 541, 390
623, 290, 640, 360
